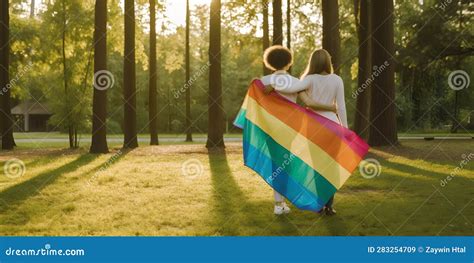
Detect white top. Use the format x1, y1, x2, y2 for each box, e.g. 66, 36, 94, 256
276, 73, 348, 128
260, 71, 304, 103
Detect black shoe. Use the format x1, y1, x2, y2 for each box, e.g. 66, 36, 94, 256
324, 207, 337, 216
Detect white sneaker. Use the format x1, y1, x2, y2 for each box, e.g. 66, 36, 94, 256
274, 203, 291, 215
281, 202, 291, 213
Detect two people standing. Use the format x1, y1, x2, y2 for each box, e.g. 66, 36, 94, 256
259, 45, 348, 216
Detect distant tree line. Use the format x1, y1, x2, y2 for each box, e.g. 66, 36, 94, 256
0, 0, 471, 151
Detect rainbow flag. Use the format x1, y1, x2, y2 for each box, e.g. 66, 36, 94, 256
234, 80, 369, 212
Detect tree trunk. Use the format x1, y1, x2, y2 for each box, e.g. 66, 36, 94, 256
61, 0, 74, 149
30, 0, 35, 18
123, 0, 138, 148
262, 0, 270, 75
0, 0, 14, 150
272, 0, 283, 45
368, 0, 398, 146
167, 82, 172, 132
353, 0, 371, 139
74, 126, 78, 148
451, 0, 463, 133
452, 90, 459, 133
149, 0, 159, 145
90, 0, 109, 153
185, 0, 193, 142
286, 0, 291, 73
206, 0, 225, 149
322, 0, 340, 74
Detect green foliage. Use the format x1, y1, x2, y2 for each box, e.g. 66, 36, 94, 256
39, 0, 94, 134
7, 0, 472, 136
395, 0, 473, 131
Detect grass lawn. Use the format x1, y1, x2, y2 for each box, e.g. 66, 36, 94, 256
11, 132, 245, 140
12, 131, 474, 139
0, 140, 472, 236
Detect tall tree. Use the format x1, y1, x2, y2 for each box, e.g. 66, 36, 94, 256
286, 0, 291, 49
368, 0, 397, 146
149, 0, 159, 145
353, 0, 371, 139
43, 0, 92, 149
30, 0, 35, 18
60, 0, 77, 148
123, 0, 138, 148
185, 0, 193, 142
0, 0, 14, 150
286, 0, 291, 73
90, 0, 109, 153
451, 0, 464, 133
272, 0, 283, 45
206, 0, 225, 149
321, 0, 340, 73
262, 0, 270, 75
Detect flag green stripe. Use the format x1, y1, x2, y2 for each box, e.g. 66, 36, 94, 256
244, 120, 337, 202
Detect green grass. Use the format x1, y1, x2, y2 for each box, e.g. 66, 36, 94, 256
0, 140, 472, 236
12, 132, 244, 139
398, 133, 473, 137
10, 132, 243, 149
9, 131, 473, 150
12, 131, 474, 139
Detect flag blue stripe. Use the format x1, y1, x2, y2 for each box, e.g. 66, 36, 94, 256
242, 120, 334, 212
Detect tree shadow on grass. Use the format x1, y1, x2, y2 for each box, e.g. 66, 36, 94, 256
382, 158, 473, 199
373, 141, 473, 167
208, 148, 252, 235
341, 157, 473, 235
382, 158, 462, 178
0, 154, 98, 215
207, 149, 348, 236
1, 149, 82, 173
377, 157, 473, 198
23, 157, 56, 169
345, 153, 471, 194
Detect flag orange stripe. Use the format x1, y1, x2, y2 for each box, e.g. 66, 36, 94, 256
247, 83, 362, 171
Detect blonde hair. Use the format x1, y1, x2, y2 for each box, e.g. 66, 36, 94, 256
301, 49, 333, 79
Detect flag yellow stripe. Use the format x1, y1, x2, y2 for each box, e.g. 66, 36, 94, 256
246, 96, 353, 189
